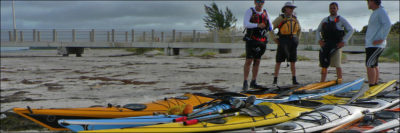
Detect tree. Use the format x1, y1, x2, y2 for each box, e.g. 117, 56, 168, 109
390, 21, 400, 34
203, 2, 237, 31
360, 25, 368, 34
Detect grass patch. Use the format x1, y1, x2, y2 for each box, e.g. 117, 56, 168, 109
200, 52, 217, 58
379, 57, 397, 62
341, 53, 348, 63
0, 112, 46, 131
297, 55, 310, 61
303, 45, 314, 51
125, 48, 162, 55
240, 53, 246, 58
381, 42, 399, 62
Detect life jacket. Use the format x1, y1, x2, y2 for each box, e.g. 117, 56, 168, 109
277, 14, 299, 37
321, 16, 345, 42
245, 7, 270, 42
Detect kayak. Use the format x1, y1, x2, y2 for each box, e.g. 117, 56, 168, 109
259, 78, 364, 103
313, 80, 397, 104
13, 93, 215, 131
243, 80, 338, 98
324, 106, 400, 133
60, 95, 325, 132
13, 81, 336, 131
80, 102, 314, 133
58, 100, 235, 132
232, 90, 400, 133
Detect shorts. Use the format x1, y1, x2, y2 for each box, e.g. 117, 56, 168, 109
246, 40, 266, 59
365, 47, 384, 68
319, 41, 341, 68
276, 37, 298, 62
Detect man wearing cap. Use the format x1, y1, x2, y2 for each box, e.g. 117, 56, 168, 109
242, 0, 273, 91
365, 0, 391, 87
269, 2, 301, 85
316, 2, 354, 83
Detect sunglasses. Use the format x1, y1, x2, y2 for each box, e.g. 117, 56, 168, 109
256, 1, 264, 4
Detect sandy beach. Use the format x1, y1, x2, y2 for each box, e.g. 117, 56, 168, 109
1, 48, 399, 131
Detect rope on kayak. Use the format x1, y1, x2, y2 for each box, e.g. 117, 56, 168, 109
176, 98, 187, 105
316, 112, 331, 122
272, 102, 289, 116
293, 121, 306, 132
324, 110, 342, 118
335, 105, 351, 115
173, 98, 180, 106
193, 94, 204, 105
152, 101, 170, 109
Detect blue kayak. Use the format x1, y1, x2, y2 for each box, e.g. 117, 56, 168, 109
253, 78, 364, 103
59, 78, 364, 132
59, 102, 235, 132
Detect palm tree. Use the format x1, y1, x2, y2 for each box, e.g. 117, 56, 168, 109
203, 2, 237, 31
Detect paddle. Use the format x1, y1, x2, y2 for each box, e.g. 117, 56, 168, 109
271, 84, 306, 99
175, 96, 256, 122
183, 104, 273, 125
347, 85, 368, 104
190, 95, 233, 116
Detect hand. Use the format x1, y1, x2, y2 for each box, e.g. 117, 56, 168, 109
337, 42, 345, 48
258, 23, 266, 29
373, 40, 383, 45
319, 40, 325, 47
274, 38, 279, 45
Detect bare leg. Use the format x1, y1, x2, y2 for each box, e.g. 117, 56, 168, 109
274, 62, 282, 77
252, 59, 261, 80
321, 67, 328, 82
367, 67, 376, 85
244, 59, 253, 81
290, 62, 296, 77
374, 67, 379, 84
336, 67, 342, 79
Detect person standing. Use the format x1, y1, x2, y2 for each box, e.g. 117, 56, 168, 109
269, 2, 301, 85
316, 2, 354, 83
365, 0, 391, 87
242, 0, 272, 91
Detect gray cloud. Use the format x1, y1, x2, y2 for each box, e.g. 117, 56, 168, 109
1, 1, 399, 31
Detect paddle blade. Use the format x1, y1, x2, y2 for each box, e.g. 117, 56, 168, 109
347, 85, 369, 104
245, 95, 257, 106
231, 98, 245, 109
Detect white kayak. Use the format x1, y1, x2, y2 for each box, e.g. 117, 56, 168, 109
230, 89, 400, 133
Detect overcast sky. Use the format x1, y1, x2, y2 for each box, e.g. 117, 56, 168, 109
1, 1, 399, 31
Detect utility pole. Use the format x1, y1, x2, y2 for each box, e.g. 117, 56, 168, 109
12, 0, 16, 29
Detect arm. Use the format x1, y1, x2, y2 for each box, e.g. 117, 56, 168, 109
315, 19, 325, 46
270, 17, 281, 44
243, 9, 258, 29
296, 19, 302, 40
341, 17, 355, 44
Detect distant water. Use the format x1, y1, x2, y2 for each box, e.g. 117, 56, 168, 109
1, 47, 29, 52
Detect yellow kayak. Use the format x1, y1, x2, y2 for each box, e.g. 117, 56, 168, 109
312, 80, 397, 104
81, 102, 313, 133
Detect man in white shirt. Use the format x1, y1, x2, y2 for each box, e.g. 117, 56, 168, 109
365, 0, 391, 87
